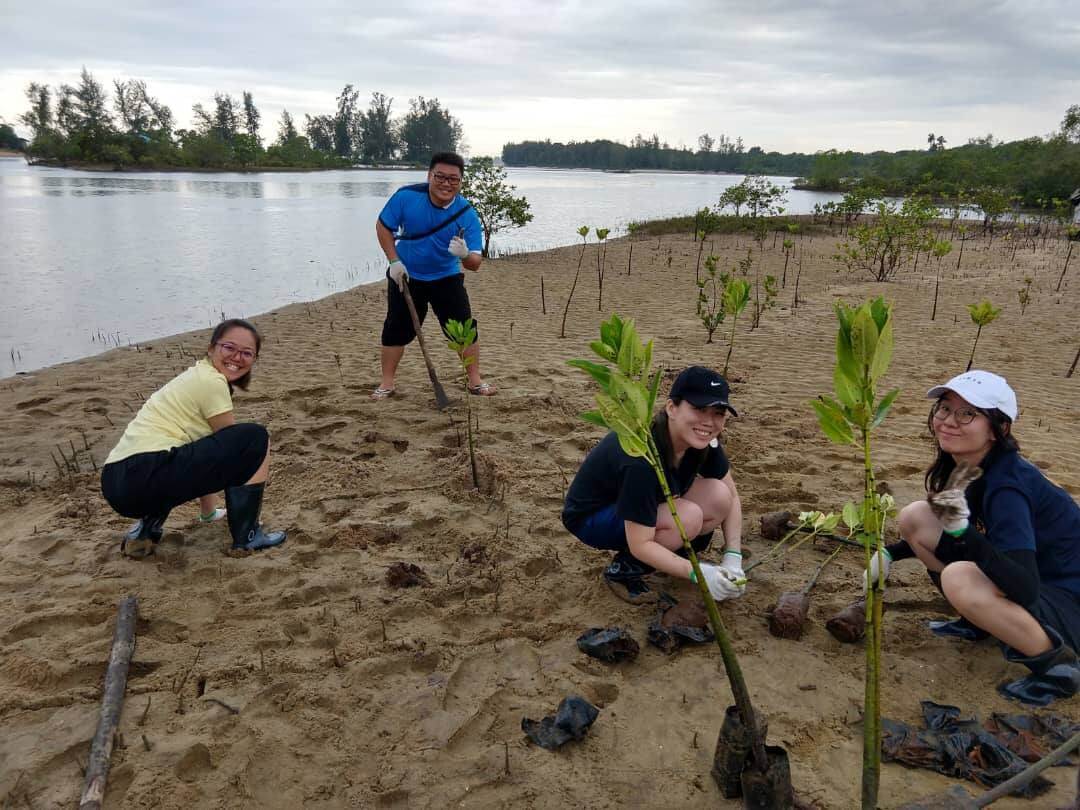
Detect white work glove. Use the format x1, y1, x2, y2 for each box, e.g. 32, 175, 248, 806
388, 259, 409, 292
862, 548, 892, 592
448, 235, 469, 258
697, 563, 742, 602
719, 551, 747, 596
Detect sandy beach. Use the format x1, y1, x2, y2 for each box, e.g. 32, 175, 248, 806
0, 224, 1077, 808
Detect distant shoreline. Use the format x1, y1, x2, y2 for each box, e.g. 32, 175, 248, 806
22, 159, 427, 175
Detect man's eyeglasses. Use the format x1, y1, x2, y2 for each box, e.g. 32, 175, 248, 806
931, 401, 981, 426
216, 342, 256, 362
431, 171, 461, 186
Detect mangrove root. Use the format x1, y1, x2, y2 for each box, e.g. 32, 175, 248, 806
768, 593, 810, 640
826, 598, 867, 643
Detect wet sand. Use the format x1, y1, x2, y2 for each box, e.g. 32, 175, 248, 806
0, 225, 1076, 808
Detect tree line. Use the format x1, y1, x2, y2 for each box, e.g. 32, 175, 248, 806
502, 107, 1080, 210
14, 68, 465, 170
502, 133, 814, 176
803, 117, 1080, 208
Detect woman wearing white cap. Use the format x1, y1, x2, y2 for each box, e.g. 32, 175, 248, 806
562, 366, 745, 605
867, 370, 1079, 706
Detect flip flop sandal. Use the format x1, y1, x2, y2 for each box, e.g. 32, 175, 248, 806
198, 506, 227, 523
468, 382, 497, 396
371, 387, 396, 400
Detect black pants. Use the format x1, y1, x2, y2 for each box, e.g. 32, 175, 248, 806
101, 423, 267, 520
381, 274, 477, 346
1029, 583, 1080, 650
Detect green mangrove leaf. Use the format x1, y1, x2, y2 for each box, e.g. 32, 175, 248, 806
842, 501, 862, 530
812, 399, 855, 445
589, 340, 617, 363
870, 314, 894, 382
566, 358, 612, 387
850, 307, 879, 369
580, 410, 607, 428
834, 363, 861, 408
871, 388, 900, 428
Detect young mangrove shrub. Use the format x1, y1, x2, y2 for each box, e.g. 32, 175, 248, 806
965, 299, 1001, 371
721, 275, 751, 377
595, 227, 610, 311
568, 313, 768, 773
810, 297, 899, 810
559, 226, 590, 339
696, 254, 726, 343
1057, 227, 1077, 292
461, 156, 533, 257
445, 317, 480, 490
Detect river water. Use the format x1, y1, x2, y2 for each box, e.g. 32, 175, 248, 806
0, 159, 847, 376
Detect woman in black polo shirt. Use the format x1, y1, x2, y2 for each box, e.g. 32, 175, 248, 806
562, 366, 745, 605
867, 370, 1079, 706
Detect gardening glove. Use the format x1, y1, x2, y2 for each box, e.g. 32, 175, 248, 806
927, 463, 981, 534
387, 259, 409, 292
862, 548, 892, 592
448, 235, 469, 258
719, 550, 747, 596
697, 563, 742, 602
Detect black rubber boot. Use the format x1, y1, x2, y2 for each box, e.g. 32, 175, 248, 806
602, 550, 657, 605
225, 483, 286, 551
997, 627, 1080, 707
677, 530, 715, 559
121, 513, 168, 559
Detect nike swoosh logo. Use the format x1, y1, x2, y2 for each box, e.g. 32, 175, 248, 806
710, 381, 723, 387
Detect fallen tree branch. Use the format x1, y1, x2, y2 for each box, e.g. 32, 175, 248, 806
79, 595, 138, 810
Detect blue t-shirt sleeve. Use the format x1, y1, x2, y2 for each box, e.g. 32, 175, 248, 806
378, 191, 404, 233
463, 207, 483, 253
983, 487, 1037, 553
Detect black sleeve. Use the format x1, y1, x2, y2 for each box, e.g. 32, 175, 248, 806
885, 539, 916, 561
935, 526, 1040, 607
700, 442, 730, 480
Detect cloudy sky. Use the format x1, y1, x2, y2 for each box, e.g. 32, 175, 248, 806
2, 1, 1077, 156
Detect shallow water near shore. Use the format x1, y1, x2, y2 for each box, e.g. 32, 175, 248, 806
1, 158, 848, 377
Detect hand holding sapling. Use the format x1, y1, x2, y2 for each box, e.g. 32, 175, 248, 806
697, 563, 742, 601
720, 551, 746, 594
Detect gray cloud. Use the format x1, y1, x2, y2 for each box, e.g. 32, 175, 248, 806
2, 1, 1076, 154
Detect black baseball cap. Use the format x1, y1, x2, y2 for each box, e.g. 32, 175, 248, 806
669, 366, 738, 416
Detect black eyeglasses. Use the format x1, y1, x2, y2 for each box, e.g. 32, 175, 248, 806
216, 341, 256, 362
931, 401, 981, 426
431, 171, 461, 186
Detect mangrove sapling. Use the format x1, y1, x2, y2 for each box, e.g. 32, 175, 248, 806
781, 238, 794, 287
1056, 228, 1077, 291
568, 314, 779, 788
720, 275, 751, 378
1067, 341, 1080, 378
810, 297, 899, 810
768, 543, 844, 640
445, 318, 480, 490
559, 226, 590, 339
929, 240, 952, 321
965, 300, 1001, 372
696, 255, 726, 343
595, 227, 610, 311
1017, 277, 1033, 316
746, 511, 840, 574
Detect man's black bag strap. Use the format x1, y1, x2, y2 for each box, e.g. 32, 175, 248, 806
397, 203, 473, 241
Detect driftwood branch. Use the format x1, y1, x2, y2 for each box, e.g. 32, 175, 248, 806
79, 595, 138, 810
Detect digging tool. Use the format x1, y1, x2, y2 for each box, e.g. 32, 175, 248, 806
400, 283, 450, 410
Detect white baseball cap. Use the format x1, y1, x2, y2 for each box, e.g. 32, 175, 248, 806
926, 370, 1018, 421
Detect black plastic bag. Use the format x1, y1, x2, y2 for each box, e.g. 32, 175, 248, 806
522, 695, 600, 751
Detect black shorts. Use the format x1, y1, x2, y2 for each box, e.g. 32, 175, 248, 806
381, 273, 477, 346
1030, 583, 1080, 650
100, 423, 268, 519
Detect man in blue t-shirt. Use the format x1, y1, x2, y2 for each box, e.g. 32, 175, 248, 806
372, 152, 496, 400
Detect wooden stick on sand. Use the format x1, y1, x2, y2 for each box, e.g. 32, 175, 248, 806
79, 595, 138, 810
400, 284, 451, 410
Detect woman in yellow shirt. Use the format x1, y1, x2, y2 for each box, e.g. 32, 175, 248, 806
100, 319, 285, 557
